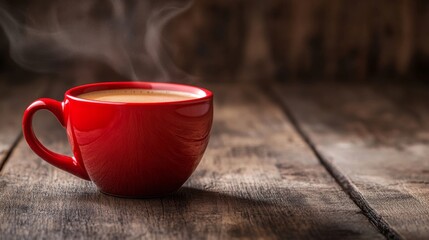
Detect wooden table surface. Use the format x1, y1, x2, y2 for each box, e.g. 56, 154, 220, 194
0, 78, 428, 239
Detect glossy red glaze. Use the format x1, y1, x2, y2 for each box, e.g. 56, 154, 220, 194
22, 82, 213, 197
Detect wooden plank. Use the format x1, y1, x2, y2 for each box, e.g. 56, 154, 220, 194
0, 76, 48, 169
273, 83, 429, 239
0, 82, 382, 239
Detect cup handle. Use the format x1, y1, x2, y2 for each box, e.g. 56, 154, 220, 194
22, 98, 90, 180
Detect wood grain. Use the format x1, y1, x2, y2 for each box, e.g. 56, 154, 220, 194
0, 82, 382, 239
273, 83, 429, 239
0, 76, 48, 169
3, 0, 429, 82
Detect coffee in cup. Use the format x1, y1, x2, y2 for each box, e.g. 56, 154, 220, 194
78, 89, 199, 103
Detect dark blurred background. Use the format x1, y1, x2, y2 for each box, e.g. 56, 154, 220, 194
0, 0, 428, 83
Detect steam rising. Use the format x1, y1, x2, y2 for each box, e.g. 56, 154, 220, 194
0, 0, 192, 81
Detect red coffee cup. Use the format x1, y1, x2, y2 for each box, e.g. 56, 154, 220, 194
22, 82, 213, 197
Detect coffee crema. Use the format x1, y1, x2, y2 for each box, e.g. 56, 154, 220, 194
77, 89, 200, 103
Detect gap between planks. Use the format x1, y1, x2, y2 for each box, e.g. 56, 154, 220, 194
0, 77, 52, 173
0, 133, 22, 172
264, 85, 402, 240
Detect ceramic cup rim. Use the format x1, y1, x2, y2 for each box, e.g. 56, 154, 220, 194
65, 81, 213, 106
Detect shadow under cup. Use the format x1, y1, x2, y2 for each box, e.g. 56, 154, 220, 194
23, 82, 213, 198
